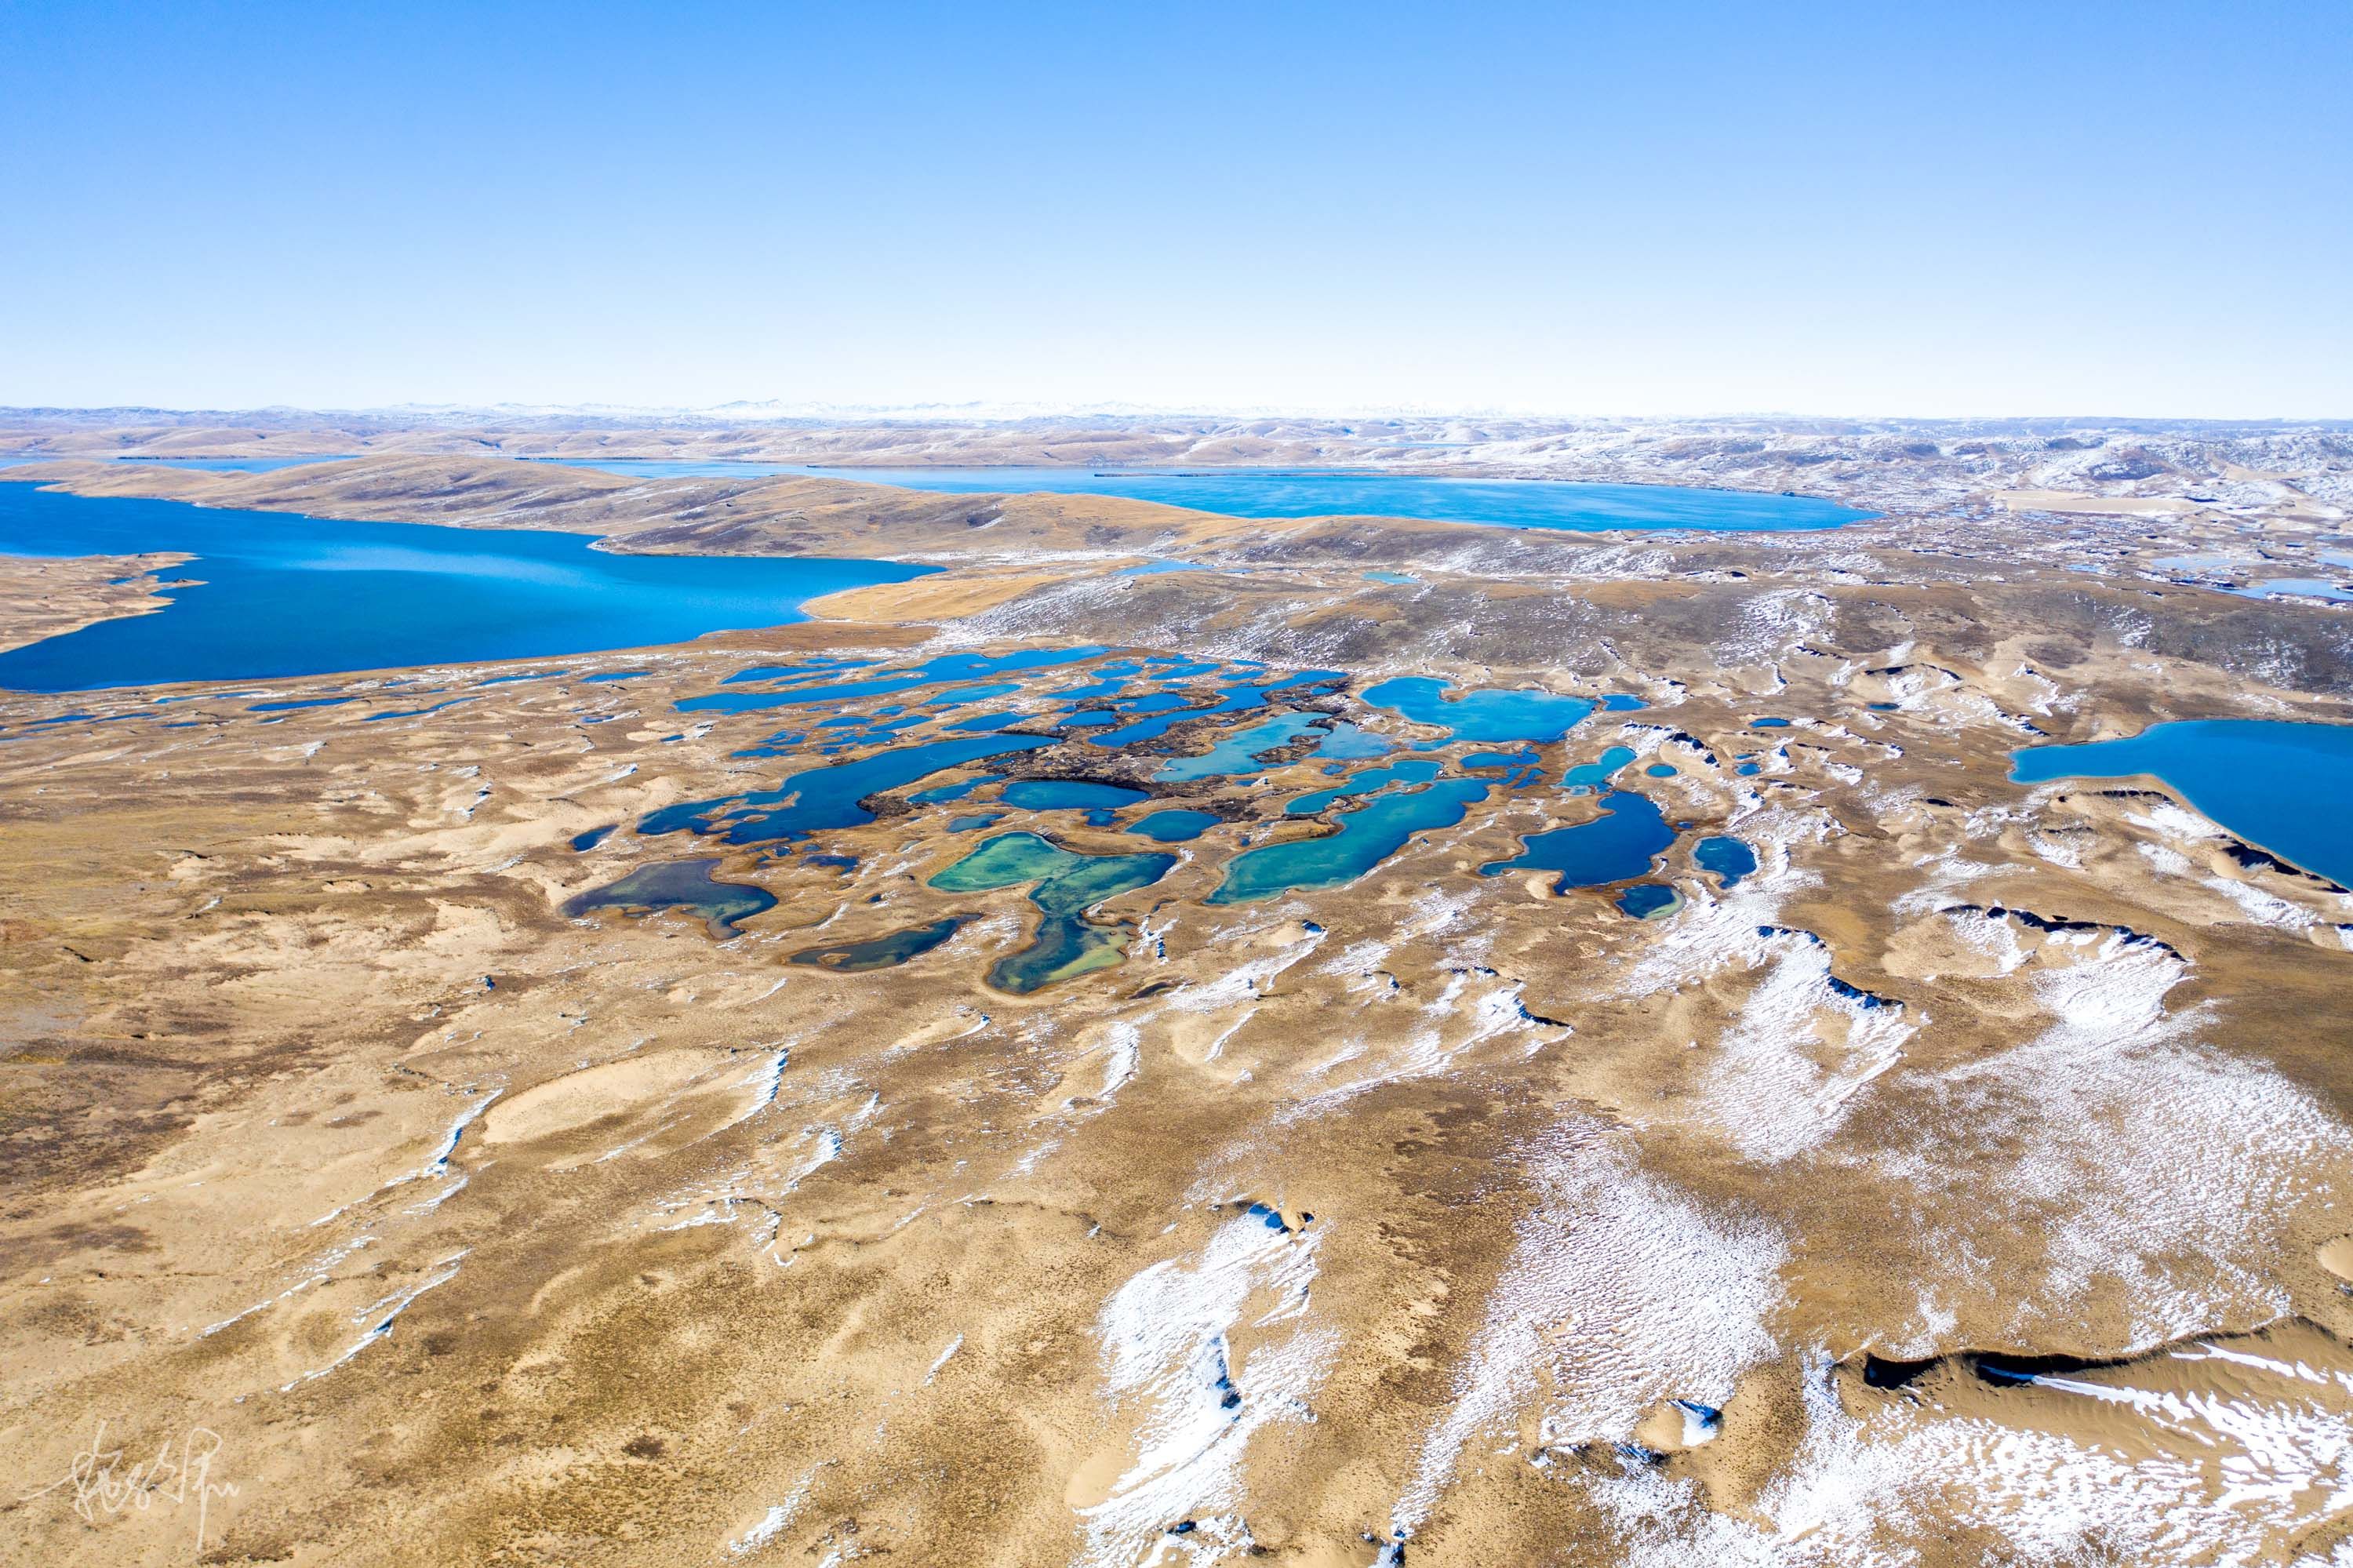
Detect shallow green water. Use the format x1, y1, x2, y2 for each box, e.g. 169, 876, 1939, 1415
929, 831, 1177, 991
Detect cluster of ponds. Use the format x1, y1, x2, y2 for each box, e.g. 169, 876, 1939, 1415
561, 645, 2353, 991
561, 646, 1778, 989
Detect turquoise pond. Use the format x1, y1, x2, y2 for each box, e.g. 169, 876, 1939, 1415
998, 778, 1148, 826
999, 779, 1148, 812
0, 485, 932, 692
529, 460, 1874, 534
1153, 711, 1337, 780
1210, 779, 1489, 904
2011, 719, 2353, 888
1361, 677, 1631, 744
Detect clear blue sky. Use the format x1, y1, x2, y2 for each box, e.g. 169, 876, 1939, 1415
2, 1, 2346, 417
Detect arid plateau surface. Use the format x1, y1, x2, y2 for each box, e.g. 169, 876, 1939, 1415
5, 414, 2353, 1566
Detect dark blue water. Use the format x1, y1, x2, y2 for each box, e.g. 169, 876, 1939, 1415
1693, 835, 1758, 887
530, 460, 1873, 534
1480, 790, 1675, 891
562, 858, 776, 939
0, 485, 934, 693
639, 733, 1057, 845
789, 915, 972, 973
2011, 719, 2353, 887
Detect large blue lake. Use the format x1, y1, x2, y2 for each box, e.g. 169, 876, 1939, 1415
2011, 719, 2353, 889
0, 484, 933, 693
0, 453, 1874, 533
527, 460, 1871, 533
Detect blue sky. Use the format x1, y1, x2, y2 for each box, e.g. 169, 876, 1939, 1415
2, 1, 2346, 417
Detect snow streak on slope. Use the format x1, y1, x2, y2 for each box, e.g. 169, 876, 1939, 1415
1693, 927, 1914, 1164
1079, 1214, 1337, 1566
1393, 1122, 1784, 1537
1588, 1343, 2353, 1567
1929, 931, 2352, 1345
